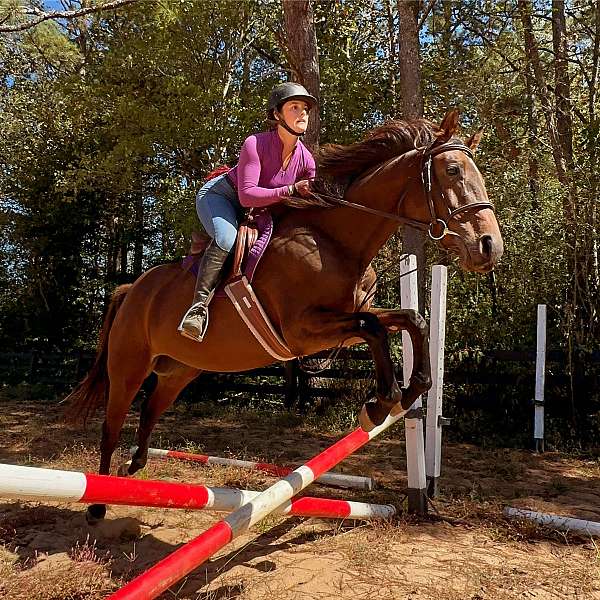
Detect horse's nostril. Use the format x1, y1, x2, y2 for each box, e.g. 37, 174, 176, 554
481, 235, 493, 258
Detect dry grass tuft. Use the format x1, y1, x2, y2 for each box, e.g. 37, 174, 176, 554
0, 556, 111, 600
69, 535, 110, 565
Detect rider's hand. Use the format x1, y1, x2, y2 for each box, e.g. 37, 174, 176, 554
294, 180, 312, 198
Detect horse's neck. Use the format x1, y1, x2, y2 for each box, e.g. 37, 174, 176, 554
304, 153, 419, 265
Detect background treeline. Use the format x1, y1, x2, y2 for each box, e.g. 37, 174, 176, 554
1, 0, 599, 449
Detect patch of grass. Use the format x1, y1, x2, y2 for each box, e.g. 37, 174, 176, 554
546, 477, 569, 497
1, 384, 61, 403
69, 535, 110, 565
0, 558, 111, 600
334, 519, 399, 567
205, 464, 269, 491
253, 514, 285, 535
488, 455, 526, 479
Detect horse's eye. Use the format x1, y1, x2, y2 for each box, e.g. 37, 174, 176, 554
447, 165, 460, 176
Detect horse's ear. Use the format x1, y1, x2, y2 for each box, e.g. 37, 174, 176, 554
438, 109, 460, 142
465, 127, 484, 153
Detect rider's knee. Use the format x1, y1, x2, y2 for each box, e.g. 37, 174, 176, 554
213, 230, 237, 253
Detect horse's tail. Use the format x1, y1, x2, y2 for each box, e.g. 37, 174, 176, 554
64, 284, 132, 424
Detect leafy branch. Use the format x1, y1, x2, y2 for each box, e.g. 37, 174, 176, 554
0, 0, 138, 33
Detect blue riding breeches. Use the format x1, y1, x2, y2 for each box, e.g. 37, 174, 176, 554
196, 174, 243, 253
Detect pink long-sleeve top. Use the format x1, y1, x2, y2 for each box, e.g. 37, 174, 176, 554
227, 129, 316, 208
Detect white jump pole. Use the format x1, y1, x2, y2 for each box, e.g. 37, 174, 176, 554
534, 304, 547, 453
400, 254, 428, 514
504, 507, 600, 537
425, 265, 447, 497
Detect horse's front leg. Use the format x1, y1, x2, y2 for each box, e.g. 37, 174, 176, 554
292, 311, 400, 431
369, 307, 432, 411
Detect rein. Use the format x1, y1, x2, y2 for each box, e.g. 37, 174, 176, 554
310, 141, 494, 242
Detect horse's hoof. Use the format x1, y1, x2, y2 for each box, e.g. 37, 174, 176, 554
359, 399, 387, 432
391, 379, 403, 404
390, 402, 408, 418
358, 404, 375, 433
86, 503, 107, 524
117, 461, 132, 477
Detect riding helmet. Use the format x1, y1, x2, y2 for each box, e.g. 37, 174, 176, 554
267, 82, 318, 117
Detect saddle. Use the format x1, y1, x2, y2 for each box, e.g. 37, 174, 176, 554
184, 210, 295, 361
186, 210, 271, 291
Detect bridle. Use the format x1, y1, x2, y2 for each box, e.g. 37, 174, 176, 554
421, 142, 494, 240
310, 141, 495, 243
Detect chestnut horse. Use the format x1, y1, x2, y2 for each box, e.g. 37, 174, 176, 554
67, 110, 503, 522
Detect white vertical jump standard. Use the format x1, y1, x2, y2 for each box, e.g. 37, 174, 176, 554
425, 265, 447, 497
109, 407, 410, 599
534, 304, 547, 453
400, 254, 428, 514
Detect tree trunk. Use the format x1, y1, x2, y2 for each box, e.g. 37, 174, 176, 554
397, 0, 424, 119
281, 0, 324, 402
133, 192, 144, 277
518, 1, 571, 193
397, 0, 426, 312
552, 0, 574, 169
589, 2, 600, 290
523, 62, 540, 212
385, 0, 397, 108
119, 240, 128, 278
106, 215, 118, 288
281, 0, 321, 151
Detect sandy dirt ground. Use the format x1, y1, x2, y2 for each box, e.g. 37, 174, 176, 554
0, 398, 599, 599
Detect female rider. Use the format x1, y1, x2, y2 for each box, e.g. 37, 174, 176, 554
179, 82, 318, 342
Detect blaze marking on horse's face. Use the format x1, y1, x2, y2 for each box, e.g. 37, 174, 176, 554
432, 147, 503, 273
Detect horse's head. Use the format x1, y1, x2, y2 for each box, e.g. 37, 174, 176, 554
313, 111, 504, 273
407, 109, 503, 273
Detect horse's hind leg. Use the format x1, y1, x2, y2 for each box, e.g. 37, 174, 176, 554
87, 355, 152, 523
126, 361, 201, 476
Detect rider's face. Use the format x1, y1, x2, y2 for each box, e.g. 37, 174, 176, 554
277, 100, 310, 133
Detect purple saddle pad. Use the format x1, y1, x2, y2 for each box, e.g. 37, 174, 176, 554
182, 210, 273, 298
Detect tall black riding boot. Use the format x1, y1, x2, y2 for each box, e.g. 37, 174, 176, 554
179, 241, 230, 342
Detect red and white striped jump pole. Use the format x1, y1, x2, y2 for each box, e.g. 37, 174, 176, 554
110, 406, 408, 600
133, 446, 374, 490
0, 464, 393, 520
